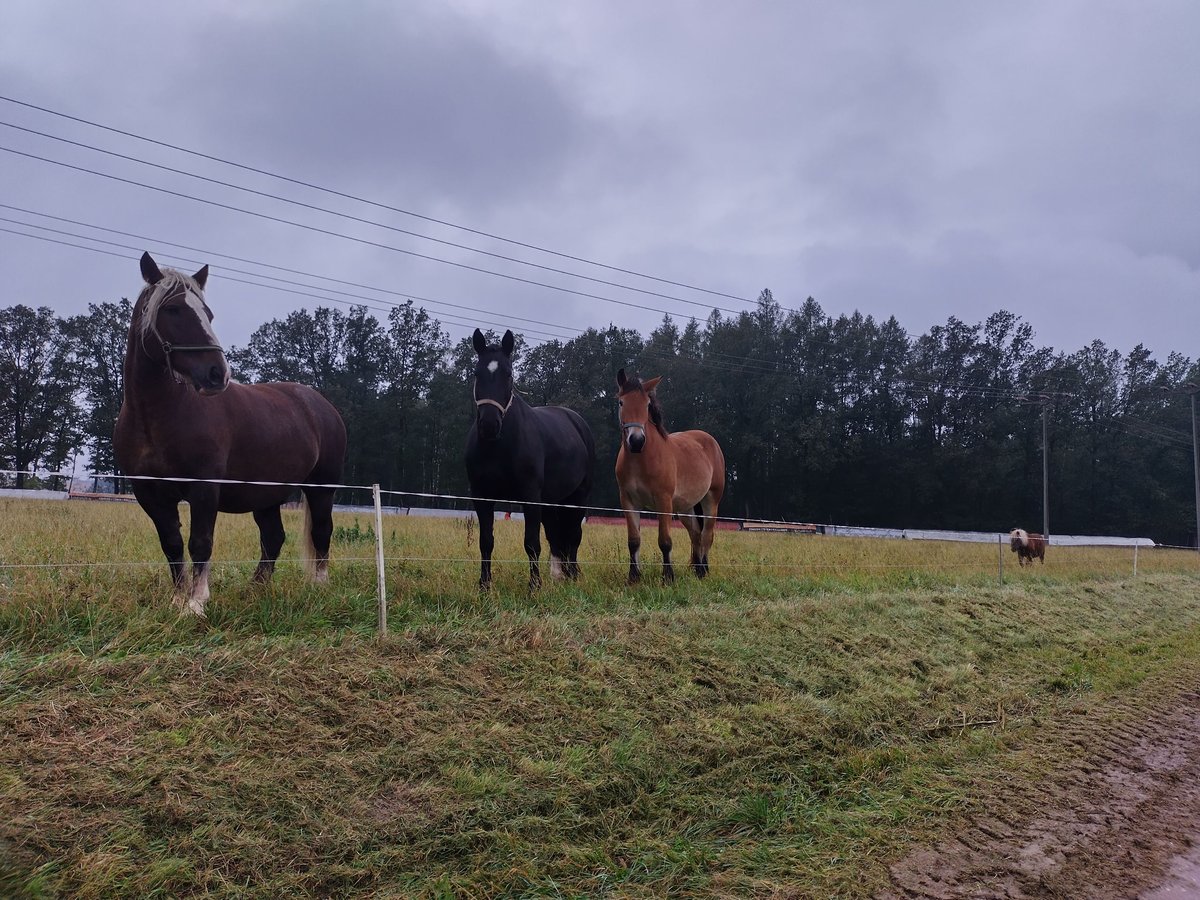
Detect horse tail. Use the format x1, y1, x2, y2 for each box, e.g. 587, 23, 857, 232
300, 492, 318, 578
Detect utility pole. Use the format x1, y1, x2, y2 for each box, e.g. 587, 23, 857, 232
1163, 382, 1200, 550
1019, 393, 1052, 541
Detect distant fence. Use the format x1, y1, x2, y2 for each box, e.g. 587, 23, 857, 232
3, 468, 1196, 637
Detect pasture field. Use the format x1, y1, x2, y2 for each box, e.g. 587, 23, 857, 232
2, 496, 1200, 897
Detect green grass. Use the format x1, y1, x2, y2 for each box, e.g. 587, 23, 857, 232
2, 497, 1200, 897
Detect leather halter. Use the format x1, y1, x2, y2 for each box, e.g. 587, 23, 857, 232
474, 381, 514, 416
142, 284, 224, 380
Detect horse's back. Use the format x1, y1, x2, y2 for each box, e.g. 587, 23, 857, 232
531, 405, 595, 501
670, 429, 725, 490
189, 381, 342, 480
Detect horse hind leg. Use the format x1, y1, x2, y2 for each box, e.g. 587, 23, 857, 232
563, 506, 585, 580
542, 507, 567, 581
252, 505, 286, 584
301, 487, 336, 582
682, 504, 704, 577
696, 494, 719, 578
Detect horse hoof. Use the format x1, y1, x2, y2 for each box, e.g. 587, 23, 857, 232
180, 599, 208, 619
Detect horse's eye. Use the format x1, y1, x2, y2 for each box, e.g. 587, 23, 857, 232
164, 306, 181, 315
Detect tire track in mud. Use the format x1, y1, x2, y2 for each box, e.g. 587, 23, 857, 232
883, 674, 1200, 899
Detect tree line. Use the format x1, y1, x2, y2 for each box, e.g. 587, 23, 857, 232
2, 291, 1197, 545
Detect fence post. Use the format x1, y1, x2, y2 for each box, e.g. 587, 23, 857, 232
998, 533, 1004, 586
1133, 543, 1138, 577
372, 483, 387, 636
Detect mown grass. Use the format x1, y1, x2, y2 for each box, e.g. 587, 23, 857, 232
2, 497, 1200, 897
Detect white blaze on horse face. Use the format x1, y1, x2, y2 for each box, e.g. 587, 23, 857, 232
184, 289, 221, 344
487, 360, 499, 373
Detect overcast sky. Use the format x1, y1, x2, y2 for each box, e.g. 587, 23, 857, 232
1, 1, 1196, 363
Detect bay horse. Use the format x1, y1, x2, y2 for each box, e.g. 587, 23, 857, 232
114, 252, 347, 617
1009, 528, 1048, 566
464, 328, 595, 592
615, 369, 725, 583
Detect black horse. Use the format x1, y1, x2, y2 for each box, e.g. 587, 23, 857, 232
464, 328, 595, 591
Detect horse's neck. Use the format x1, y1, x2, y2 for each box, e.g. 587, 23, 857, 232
122, 327, 192, 421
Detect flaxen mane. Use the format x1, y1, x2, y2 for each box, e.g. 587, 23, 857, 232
136, 267, 206, 342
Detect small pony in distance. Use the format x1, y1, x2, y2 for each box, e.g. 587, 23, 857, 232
615, 369, 725, 584
1009, 528, 1048, 566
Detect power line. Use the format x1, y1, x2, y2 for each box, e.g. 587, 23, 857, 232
0, 119, 748, 314
0, 204, 811, 377
0, 92, 753, 304
5, 227, 1196, 460
5, 212, 1167, 412
0, 143, 743, 324
0, 220, 1091, 402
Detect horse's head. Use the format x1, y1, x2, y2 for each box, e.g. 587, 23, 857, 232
136, 252, 230, 395
1009, 528, 1027, 551
616, 368, 663, 454
472, 328, 515, 441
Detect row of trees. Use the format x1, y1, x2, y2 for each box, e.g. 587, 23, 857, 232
2, 292, 1197, 544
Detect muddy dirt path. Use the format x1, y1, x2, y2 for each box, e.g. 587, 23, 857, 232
883, 681, 1200, 899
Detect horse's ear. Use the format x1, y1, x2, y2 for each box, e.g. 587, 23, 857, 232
616, 368, 627, 390
472, 328, 487, 355
643, 375, 663, 393
192, 264, 209, 290
140, 251, 163, 285
501, 330, 515, 356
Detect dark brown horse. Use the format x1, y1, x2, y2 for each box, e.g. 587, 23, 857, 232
615, 369, 725, 583
114, 253, 347, 616
1009, 528, 1048, 566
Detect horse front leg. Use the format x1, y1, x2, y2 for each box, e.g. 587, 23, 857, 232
656, 496, 675, 585
182, 486, 220, 618
252, 505, 286, 584
620, 489, 642, 584
138, 490, 188, 607
523, 503, 543, 592
473, 499, 496, 592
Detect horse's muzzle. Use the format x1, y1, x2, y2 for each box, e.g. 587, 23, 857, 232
625, 431, 646, 453
194, 361, 231, 395
477, 409, 504, 441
